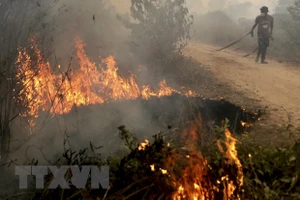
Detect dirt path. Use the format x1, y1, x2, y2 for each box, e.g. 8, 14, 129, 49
185, 42, 300, 133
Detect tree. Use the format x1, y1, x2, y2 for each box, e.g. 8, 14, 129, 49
275, 0, 294, 14
119, 0, 193, 68
288, 0, 300, 20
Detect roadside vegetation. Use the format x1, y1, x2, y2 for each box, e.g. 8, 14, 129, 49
3, 123, 299, 200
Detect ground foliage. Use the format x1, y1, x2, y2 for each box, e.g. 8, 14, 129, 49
203, 122, 300, 200
11, 121, 299, 200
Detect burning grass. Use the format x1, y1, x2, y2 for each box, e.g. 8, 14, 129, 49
8, 122, 299, 200
15, 37, 198, 128
7, 36, 300, 200
24, 124, 243, 200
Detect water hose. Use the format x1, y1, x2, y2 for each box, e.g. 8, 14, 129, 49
216, 31, 251, 52
243, 47, 258, 57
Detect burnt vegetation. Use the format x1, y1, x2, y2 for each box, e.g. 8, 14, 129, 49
9, 124, 300, 200
0, 0, 300, 200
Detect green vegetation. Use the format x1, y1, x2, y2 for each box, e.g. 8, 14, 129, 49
10, 122, 299, 200
118, 0, 193, 74
288, 0, 300, 21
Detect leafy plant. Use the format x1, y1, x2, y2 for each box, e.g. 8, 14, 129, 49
288, 0, 300, 21
6, 123, 300, 200
119, 0, 193, 72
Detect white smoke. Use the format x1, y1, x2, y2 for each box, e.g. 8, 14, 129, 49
186, 0, 279, 19
111, 0, 279, 19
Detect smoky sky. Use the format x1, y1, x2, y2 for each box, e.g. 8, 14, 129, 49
111, 0, 279, 18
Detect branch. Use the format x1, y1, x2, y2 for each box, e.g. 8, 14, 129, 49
123, 184, 154, 200
24, 145, 53, 165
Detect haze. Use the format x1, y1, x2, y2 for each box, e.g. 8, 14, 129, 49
112, 0, 279, 19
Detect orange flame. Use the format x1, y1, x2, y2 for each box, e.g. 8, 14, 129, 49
171, 122, 243, 199
138, 139, 150, 151
241, 121, 253, 128
181, 116, 203, 149
171, 151, 212, 200
171, 118, 212, 200
217, 129, 243, 200
15, 37, 199, 128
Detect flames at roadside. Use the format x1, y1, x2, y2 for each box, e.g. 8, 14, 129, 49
175, 122, 243, 200
15, 37, 198, 127
15, 36, 244, 199
144, 119, 244, 200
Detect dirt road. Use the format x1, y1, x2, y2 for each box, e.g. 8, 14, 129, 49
185, 42, 300, 132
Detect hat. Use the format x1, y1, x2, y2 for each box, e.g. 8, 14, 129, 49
260, 6, 269, 13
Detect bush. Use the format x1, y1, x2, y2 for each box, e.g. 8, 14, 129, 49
119, 0, 193, 73
8, 122, 300, 200
288, 0, 300, 21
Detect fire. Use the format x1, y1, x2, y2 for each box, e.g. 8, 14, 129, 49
15, 37, 244, 199
217, 129, 244, 200
138, 139, 150, 151
160, 168, 168, 175
171, 118, 212, 200
15, 37, 199, 128
181, 116, 203, 149
241, 121, 253, 128
170, 150, 212, 200
170, 121, 243, 199
150, 164, 155, 171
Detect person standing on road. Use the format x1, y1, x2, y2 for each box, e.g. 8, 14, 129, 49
250, 6, 274, 64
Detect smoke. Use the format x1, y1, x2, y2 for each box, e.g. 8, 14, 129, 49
7, 0, 292, 170
9, 0, 177, 164
186, 0, 279, 19
47, 0, 130, 68
110, 0, 280, 21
